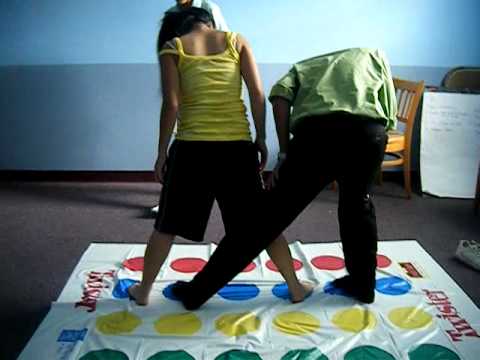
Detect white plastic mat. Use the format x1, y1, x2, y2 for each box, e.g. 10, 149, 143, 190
20, 241, 480, 359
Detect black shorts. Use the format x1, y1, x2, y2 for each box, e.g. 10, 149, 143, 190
154, 140, 263, 242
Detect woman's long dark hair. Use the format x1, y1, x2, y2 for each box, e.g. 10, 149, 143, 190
156, 7, 215, 55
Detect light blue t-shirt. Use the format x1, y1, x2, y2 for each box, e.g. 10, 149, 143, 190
166, 0, 229, 31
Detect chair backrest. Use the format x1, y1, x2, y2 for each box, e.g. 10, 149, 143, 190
441, 67, 480, 91
393, 78, 425, 126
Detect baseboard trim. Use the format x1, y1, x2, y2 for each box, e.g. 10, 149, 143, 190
0, 170, 417, 183
0, 171, 156, 182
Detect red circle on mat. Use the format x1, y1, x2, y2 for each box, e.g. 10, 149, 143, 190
266, 259, 303, 272
170, 258, 207, 273
242, 262, 256, 272
311, 255, 345, 270
123, 257, 144, 271
377, 254, 392, 268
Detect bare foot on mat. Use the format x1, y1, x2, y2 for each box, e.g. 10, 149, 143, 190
290, 281, 315, 303
128, 283, 150, 306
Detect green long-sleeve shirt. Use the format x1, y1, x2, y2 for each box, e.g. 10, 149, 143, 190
269, 48, 397, 132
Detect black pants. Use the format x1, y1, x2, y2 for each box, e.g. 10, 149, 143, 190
182, 113, 388, 309
154, 140, 262, 242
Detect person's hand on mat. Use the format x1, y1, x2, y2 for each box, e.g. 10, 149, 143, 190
255, 137, 268, 172
154, 154, 167, 184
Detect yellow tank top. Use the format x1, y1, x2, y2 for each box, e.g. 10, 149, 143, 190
159, 32, 251, 141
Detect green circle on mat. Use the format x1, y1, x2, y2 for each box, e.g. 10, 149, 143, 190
79, 349, 129, 360
215, 349, 263, 360
281, 348, 329, 360
147, 350, 195, 360
409, 344, 460, 360
344, 346, 395, 360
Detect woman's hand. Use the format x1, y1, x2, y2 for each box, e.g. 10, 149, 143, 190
255, 138, 268, 172
154, 154, 167, 184
265, 152, 286, 190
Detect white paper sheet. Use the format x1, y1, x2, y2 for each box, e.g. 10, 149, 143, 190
420, 92, 480, 198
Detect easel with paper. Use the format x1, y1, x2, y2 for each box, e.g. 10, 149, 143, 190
420, 91, 480, 198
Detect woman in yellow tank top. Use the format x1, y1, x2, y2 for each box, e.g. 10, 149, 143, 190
129, 8, 313, 306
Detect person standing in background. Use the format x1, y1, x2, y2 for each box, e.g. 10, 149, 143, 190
166, 0, 229, 31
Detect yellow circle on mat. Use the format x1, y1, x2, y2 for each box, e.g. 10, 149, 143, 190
332, 308, 377, 333
273, 311, 320, 336
154, 312, 202, 335
388, 307, 433, 330
215, 312, 261, 337
96, 310, 142, 335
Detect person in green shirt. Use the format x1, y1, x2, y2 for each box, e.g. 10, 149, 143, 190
172, 48, 397, 310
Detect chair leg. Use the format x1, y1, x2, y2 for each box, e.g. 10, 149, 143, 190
377, 169, 383, 185
331, 181, 337, 191
403, 161, 412, 199
474, 166, 480, 215
475, 193, 479, 215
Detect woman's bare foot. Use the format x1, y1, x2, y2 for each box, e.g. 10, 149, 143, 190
128, 283, 151, 306
290, 281, 315, 303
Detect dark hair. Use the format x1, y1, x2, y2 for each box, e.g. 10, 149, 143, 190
156, 7, 215, 54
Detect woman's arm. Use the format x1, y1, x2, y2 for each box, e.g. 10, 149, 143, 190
238, 34, 267, 171
156, 53, 180, 183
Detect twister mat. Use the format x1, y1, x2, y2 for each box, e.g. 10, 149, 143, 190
20, 241, 480, 359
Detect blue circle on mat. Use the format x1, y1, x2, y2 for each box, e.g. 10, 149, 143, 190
218, 284, 260, 301
112, 279, 139, 299
272, 282, 290, 300
323, 280, 350, 297
376, 276, 411, 295
162, 283, 180, 301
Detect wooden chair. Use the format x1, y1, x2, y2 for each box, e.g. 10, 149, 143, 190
380, 78, 425, 198
441, 66, 480, 91
331, 78, 425, 198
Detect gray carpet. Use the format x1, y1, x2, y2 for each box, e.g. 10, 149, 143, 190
1, 180, 479, 359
